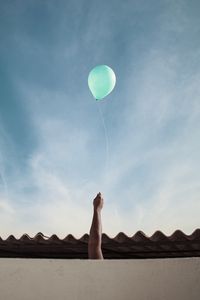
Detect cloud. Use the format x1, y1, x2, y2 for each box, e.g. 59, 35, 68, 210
0, 0, 200, 238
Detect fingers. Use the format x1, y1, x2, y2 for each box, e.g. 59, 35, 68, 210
96, 192, 101, 197
95, 192, 103, 200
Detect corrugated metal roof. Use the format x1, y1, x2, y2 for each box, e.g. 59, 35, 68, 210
0, 229, 200, 259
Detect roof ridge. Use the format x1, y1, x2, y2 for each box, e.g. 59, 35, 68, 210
0, 229, 200, 241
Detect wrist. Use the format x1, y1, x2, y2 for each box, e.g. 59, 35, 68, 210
93, 207, 102, 213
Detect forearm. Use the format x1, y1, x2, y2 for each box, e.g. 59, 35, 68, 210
89, 209, 102, 243
88, 193, 104, 259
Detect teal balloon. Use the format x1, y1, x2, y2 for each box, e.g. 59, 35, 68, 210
88, 65, 116, 100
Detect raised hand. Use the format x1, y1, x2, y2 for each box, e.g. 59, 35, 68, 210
93, 192, 104, 211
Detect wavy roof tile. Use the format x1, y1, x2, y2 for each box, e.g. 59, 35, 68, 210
0, 229, 200, 259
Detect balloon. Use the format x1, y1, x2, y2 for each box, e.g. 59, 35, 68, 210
88, 65, 116, 100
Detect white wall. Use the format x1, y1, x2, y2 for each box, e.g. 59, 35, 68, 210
0, 258, 199, 300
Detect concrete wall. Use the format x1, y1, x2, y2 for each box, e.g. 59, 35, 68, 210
0, 258, 199, 300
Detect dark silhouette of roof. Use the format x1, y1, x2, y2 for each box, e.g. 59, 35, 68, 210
0, 229, 200, 259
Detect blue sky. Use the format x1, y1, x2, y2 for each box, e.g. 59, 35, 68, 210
0, 0, 200, 238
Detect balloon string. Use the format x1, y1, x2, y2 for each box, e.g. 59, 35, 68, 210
0, 127, 9, 197
96, 102, 109, 177
0, 170, 8, 197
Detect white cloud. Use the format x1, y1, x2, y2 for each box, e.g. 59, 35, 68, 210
0, 0, 200, 239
